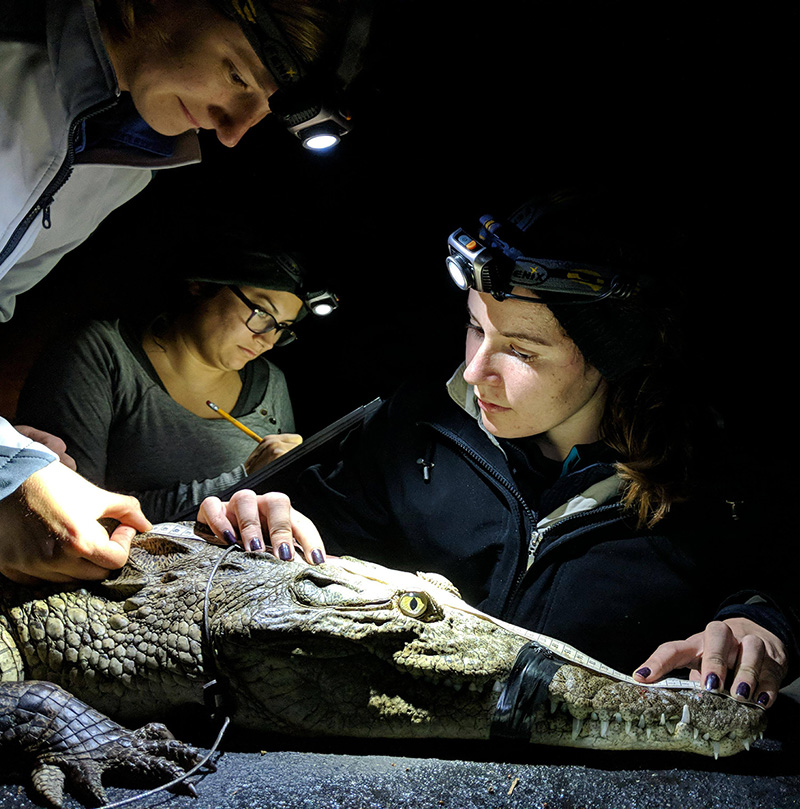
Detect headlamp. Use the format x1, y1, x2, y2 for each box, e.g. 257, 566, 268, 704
269, 90, 353, 151
446, 220, 638, 305
215, 0, 374, 152
305, 289, 340, 317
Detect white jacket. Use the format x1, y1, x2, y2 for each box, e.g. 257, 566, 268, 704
0, 0, 200, 497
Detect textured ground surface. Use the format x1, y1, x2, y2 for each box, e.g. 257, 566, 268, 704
1, 688, 798, 809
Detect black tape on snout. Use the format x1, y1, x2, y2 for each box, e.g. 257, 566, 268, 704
491, 642, 564, 740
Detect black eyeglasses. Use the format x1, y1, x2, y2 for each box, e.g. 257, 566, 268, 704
227, 285, 298, 346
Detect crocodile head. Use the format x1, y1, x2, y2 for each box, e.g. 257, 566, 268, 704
100, 530, 766, 756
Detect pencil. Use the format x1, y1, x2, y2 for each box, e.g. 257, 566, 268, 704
206, 400, 263, 443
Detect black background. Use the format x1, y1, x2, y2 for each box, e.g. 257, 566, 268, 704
1, 0, 797, 481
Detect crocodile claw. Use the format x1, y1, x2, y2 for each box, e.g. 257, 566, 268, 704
0, 681, 209, 808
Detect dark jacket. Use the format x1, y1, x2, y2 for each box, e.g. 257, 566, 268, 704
293, 372, 798, 677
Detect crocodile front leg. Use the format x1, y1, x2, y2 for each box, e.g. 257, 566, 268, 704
0, 681, 209, 808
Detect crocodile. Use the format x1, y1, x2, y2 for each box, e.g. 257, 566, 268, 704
0, 524, 768, 807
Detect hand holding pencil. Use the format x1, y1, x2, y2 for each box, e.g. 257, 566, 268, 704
207, 401, 302, 475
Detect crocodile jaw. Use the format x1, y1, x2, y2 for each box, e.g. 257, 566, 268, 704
537, 665, 767, 757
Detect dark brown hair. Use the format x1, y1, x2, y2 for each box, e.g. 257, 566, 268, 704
598, 309, 720, 528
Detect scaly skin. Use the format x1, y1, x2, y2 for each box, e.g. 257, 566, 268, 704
0, 524, 769, 805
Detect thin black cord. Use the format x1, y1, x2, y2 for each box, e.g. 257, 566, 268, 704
100, 544, 240, 808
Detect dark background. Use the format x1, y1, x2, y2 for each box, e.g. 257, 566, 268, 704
1, 0, 796, 479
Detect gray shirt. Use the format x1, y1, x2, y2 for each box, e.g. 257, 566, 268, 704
16, 318, 295, 522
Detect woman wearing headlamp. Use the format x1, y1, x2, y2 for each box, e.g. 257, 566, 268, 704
16, 235, 337, 529
0, 0, 337, 581
204, 190, 795, 710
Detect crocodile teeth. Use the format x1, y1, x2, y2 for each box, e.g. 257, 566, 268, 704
638, 714, 646, 729
572, 717, 583, 740
713, 742, 721, 760
549, 699, 558, 714
743, 738, 751, 751
681, 705, 691, 725
600, 720, 609, 738
614, 712, 622, 724
625, 720, 633, 736
646, 727, 652, 740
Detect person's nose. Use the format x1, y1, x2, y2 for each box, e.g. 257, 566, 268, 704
209, 97, 270, 148
253, 329, 280, 351
463, 343, 501, 388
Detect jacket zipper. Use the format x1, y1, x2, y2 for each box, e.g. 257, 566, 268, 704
424, 423, 536, 596
424, 422, 624, 619
0, 98, 118, 268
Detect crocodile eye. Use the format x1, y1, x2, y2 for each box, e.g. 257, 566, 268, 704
397, 591, 440, 620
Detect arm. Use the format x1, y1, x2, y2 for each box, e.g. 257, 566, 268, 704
632, 504, 798, 707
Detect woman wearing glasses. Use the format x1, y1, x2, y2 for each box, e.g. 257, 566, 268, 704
15, 240, 335, 527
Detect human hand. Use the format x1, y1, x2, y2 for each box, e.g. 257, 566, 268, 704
13, 425, 77, 471
196, 489, 326, 564
633, 618, 788, 708
0, 462, 152, 585
243, 433, 303, 475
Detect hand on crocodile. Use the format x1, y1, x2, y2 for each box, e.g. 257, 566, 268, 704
633, 618, 788, 709
0, 681, 208, 809
13, 425, 77, 471
244, 432, 303, 475
0, 461, 151, 585
197, 489, 327, 564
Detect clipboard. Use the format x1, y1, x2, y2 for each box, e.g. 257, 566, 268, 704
169, 397, 382, 521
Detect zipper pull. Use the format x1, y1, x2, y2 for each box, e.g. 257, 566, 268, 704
42, 205, 52, 229
416, 458, 435, 482
527, 529, 543, 569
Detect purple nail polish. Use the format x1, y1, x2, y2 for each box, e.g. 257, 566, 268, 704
222, 530, 237, 546
278, 543, 292, 561
311, 549, 325, 566
705, 673, 721, 692
757, 692, 770, 707
249, 537, 263, 552
736, 682, 751, 699
635, 667, 651, 679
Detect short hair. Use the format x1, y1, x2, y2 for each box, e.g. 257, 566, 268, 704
94, 0, 333, 65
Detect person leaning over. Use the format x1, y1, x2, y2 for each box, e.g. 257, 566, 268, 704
199, 190, 797, 711
0, 0, 339, 583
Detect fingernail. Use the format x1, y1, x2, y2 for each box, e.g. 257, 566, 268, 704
705, 673, 721, 692
757, 692, 770, 707
736, 682, 751, 699
278, 543, 292, 561
222, 530, 237, 546
635, 667, 651, 679
311, 549, 325, 566
249, 537, 263, 552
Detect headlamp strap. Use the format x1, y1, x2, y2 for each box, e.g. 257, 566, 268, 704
491, 642, 565, 740
229, 0, 305, 86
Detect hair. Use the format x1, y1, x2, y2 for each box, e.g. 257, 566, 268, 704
507, 186, 724, 529
143, 280, 225, 349
597, 306, 724, 529
94, 0, 333, 63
